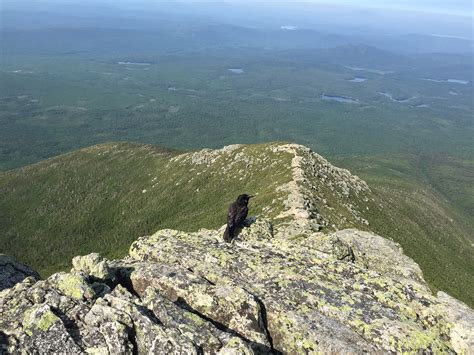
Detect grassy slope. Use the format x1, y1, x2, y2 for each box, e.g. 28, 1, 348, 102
337, 155, 473, 306
0, 142, 472, 307
0, 142, 293, 276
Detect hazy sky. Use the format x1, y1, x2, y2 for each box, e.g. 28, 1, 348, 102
221, 0, 473, 16
4, 0, 473, 17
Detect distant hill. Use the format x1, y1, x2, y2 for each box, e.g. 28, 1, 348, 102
0, 142, 472, 306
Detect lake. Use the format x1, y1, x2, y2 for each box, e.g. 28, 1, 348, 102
378, 92, 415, 103
281, 25, 298, 31
421, 78, 469, 85
349, 77, 367, 83
118, 62, 151, 66
321, 94, 359, 104
346, 66, 394, 75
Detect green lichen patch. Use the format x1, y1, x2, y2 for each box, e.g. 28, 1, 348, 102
49, 272, 96, 300
23, 304, 60, 334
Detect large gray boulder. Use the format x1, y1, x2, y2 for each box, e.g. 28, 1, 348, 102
1, 219, 473, 353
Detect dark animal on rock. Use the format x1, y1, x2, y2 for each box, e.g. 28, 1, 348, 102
223, 194, 253, 242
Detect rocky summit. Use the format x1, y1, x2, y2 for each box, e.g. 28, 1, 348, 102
0, 144, 473, 354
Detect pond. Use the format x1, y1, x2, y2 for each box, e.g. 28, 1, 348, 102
346, 66, 394, 75
349, 77, 367, 83
281, 25, 298, 31
321, 94, 359, 104
118, 62, 151, 66
378, 92, 415, 103
421, 78, 469, 85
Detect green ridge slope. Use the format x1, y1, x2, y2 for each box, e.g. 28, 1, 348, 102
0, 142, 294, 275
0, 142, 472, 307
337, 155, 473, 306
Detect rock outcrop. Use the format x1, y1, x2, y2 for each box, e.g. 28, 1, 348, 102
169, 143, 374, 234
1, 143, 473, 354
1, 219, 473, 353
0, 255, 40, 292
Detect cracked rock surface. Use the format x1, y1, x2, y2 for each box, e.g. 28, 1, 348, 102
1, 219, 473, 354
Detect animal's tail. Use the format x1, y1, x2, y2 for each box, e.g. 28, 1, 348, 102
223, 225, 236, 243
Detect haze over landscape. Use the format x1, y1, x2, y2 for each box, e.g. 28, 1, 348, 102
0, 1, 473, 352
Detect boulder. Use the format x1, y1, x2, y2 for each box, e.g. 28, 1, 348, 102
0, 254, 40, 291
1, 220, 472, 353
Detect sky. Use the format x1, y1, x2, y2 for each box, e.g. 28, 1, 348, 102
6, 0, 474, 12
219, 0, 473, 16
2, 0, 472, 17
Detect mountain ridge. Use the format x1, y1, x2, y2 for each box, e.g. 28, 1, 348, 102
0, 142, 472, 307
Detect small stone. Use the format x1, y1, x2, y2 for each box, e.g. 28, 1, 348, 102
72, 253, 113, 281
47, 272, 96, 300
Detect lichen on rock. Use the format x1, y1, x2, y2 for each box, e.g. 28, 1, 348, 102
47, 272, 96, 300
72, 253, 113, 281
23, 304, 61, 334
3, 217, 469, 353
0, 143, 473, 354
